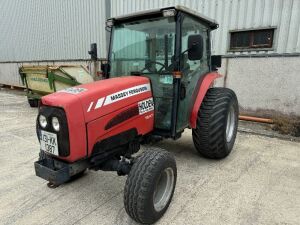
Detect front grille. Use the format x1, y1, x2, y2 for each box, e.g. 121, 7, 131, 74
37, 106, 70, 157
105, 106, 139, 130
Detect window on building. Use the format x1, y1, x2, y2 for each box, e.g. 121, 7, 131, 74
230, 29, 274, 50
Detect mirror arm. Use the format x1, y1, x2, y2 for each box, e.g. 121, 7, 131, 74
173, 47, 190, 62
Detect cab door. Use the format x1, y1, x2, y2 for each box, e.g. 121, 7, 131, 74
176, 15, 210, 131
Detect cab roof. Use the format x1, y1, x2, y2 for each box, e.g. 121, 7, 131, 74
109, 5, 219, 30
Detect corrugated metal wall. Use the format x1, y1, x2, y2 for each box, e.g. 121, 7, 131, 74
110, 0, 300, 55
0, 0, 299, 61
0, 0, 107, 62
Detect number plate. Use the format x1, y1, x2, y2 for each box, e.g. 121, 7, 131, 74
40, 130, 59, 156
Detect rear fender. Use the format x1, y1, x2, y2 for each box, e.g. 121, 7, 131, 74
189, 72, 221, 129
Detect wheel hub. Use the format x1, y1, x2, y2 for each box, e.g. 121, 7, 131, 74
226, 105, 236, 142
153, 167, 175, 212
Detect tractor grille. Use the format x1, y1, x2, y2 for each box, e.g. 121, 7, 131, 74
37, 106, 70, 157
105, 106, 139, 130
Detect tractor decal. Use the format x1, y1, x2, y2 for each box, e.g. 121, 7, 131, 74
103, 83, 151, 105
60, 87, 87, 94
87, 83, 151, 112
138, 98, 154, 115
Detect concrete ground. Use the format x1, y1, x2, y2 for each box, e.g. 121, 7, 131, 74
0, 89, 299, 225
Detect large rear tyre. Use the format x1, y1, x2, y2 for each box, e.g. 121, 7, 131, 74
192, 87, 238, 159
124, 150, 177, 224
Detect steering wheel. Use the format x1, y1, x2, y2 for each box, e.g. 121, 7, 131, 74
142, 61, 166, 74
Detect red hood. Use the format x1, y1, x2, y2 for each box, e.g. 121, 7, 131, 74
41, 76, 152, 123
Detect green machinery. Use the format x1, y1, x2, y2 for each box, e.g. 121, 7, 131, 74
19, 65, 94, 107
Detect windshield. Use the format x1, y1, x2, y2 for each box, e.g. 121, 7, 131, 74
109, 17, 176, 77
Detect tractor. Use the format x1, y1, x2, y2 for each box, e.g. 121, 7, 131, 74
34, 6, 238, 224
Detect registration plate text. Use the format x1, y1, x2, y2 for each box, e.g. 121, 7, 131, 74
40, 130, 59, 156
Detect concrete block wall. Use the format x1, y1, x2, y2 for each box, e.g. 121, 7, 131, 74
215, 56, 300, 117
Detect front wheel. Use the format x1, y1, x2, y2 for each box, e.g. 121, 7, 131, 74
192, 87, 239, 159
124, 149, 177, 224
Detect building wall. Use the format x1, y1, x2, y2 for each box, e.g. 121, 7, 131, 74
1, 0, 299, 62
216, 56, 300, 117
111, 0, 300, 55
0, 0, 107, 62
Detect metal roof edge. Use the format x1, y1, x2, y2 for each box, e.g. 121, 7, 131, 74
109, 5, 218, 29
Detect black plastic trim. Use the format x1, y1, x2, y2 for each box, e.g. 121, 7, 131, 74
37, 106, 70, 157
170, 11, 182, 138
105, 106, 139, 130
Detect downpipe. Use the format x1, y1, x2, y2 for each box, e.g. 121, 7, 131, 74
239, 115, 273, 124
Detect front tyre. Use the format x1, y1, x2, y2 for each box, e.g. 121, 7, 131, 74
192, 88, 239, 159
124, 150, 177, 224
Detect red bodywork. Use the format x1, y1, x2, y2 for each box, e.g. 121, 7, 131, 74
41, 76, 154, 162
40, 72, 220, 162
189, 72, 221, 129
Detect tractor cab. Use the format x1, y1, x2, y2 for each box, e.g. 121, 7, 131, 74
103, 6, 219, 138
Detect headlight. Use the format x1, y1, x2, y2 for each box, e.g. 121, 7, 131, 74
39, 115, 47, 128
52, 117, 60, 132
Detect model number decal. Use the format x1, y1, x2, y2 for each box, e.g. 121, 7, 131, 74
138, 98, 154, 115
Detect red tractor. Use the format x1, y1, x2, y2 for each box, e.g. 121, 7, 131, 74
34, 6, 238, 224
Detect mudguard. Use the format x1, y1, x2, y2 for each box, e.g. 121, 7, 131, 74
189, 72, 221, 129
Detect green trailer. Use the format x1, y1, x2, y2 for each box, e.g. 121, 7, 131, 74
19, 65, 94, 107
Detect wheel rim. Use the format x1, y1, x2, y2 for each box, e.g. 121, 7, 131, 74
153, 167, 175, 212
226, 105, 236, 143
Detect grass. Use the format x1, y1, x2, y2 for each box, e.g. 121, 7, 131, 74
272, 115, 300, 137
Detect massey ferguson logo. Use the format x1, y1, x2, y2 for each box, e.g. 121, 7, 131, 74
110, 86, 148, 101
110, 92, 128, 101
138, 98, 154, 115
87, 83, 151, 112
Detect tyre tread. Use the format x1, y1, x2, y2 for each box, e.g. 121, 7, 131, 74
192, 87, 238, 159
124, 150, 176, 224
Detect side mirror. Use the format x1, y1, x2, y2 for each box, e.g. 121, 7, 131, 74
188, 34, 203, 60
211, 55, 222, 70
101, 63, 110, 78
88, 43, 98, 60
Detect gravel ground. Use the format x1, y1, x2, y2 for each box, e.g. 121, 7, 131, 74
0, 89, 299, 225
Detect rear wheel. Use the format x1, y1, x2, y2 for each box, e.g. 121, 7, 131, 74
192, 87, 238, 159
124, 149, 177, 224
